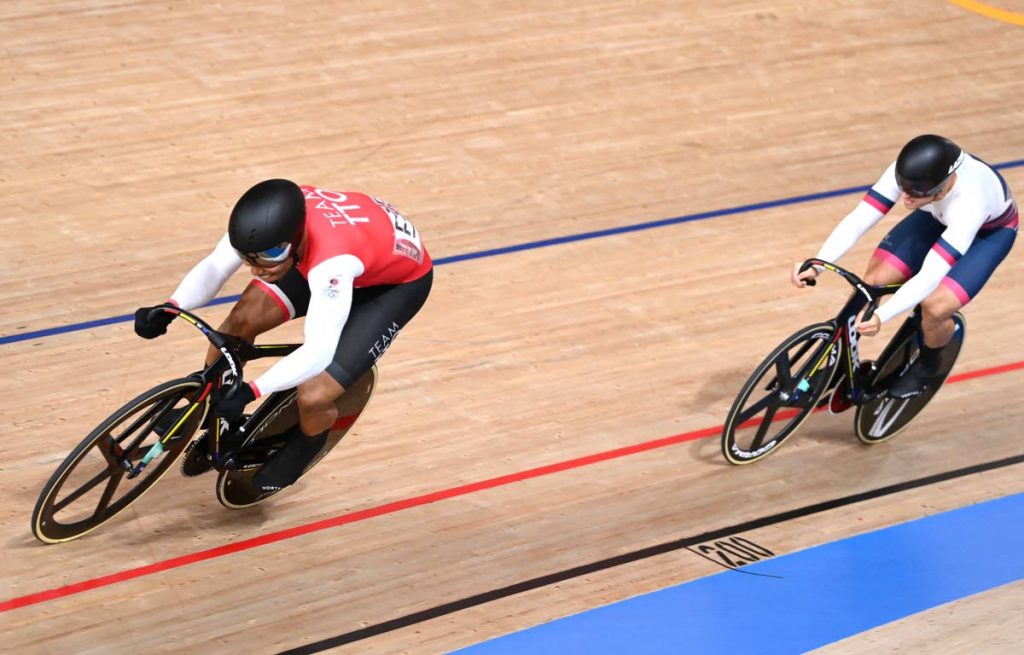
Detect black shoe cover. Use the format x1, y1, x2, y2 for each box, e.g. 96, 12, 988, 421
252, 429, 327, 491
887, 358, 942, 399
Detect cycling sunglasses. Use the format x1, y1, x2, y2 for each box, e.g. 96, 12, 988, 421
236, 242, 292, 267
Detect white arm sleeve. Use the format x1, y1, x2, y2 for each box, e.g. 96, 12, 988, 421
814, 202, 886, 264
815, 162, 900, 264
250, 255, 365, 396
874, 250, 951, 324
169, 234, 243, 310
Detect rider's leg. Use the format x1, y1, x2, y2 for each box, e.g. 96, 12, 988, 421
864, 209, 943, 288
295, 372, 346, 435
887, 286, 961, 399
919, 286, 962, 349
251, 365, 383, 492
176, 272, 311, 473
862, 255, 909, 286
888, 223, 1016, 398
918, 222, 1016, 356
826, 220, 933, 406
249, 373, 344, 491
203, 281, 291, 365
253, 269, 433, 491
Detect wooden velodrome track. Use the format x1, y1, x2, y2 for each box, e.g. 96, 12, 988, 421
3, 1, 1023, 652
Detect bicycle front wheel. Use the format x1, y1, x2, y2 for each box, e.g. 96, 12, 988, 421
31, 378, 208, 544
722, 322, 839, 465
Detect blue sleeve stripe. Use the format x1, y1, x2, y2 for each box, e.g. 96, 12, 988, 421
865, 188, 895, 210
935, 236, 964, 261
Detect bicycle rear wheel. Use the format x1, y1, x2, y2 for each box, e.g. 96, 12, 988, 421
722, 322, 839, 465
216, 366, 378, 508
855, 313, 965, 444
31, 378, 207, 543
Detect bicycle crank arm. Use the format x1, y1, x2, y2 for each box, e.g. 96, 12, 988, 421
854, 387, 887, 405
220, 444, 280, 471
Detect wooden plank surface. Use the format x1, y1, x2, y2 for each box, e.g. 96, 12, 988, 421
2, 1, 1022, 652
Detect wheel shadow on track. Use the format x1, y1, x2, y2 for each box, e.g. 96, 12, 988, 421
686, 408, 872, 468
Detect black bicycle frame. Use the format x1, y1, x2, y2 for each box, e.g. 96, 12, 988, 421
126, 305, 300, 477
797, 259, 912, 404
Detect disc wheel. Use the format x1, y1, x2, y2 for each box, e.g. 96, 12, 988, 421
855, 313, 965, 444
216, 366, 379, 509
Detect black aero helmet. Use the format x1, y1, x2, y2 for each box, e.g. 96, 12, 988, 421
894, 135, 965, 198
228, 179, 306, 264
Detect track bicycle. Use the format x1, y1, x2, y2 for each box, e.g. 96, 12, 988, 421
721, 258, 965, 465
31, 306, 377, 543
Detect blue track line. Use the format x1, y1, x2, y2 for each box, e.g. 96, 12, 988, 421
5, 158, 1024, 347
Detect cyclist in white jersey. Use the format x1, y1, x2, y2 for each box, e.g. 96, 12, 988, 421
791, 135, 1017, 398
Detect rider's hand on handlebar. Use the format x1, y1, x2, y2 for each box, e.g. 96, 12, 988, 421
134, 305, 176, 339
213, 383, 257, 422
791, 262, 819, 288
855, 308, 881, 337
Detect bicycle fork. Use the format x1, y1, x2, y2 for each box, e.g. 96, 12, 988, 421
125, 382, 213, 479
786, 335, 840, 405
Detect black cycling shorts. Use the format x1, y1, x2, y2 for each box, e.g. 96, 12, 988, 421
255, 268, 433, 388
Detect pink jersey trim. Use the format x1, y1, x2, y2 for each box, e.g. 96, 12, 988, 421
872, 248, 912, 278
940, 277, 970, 305
249, 381, 262, 399
863, 195, 889, 213
982, 204, 1018, 231
931, 242, 958, 266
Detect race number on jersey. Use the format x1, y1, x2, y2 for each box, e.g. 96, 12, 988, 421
372, 196, 424, 265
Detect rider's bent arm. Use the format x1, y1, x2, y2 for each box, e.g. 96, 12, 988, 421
815, 163, 900, 264
248, 255, 364, 397
815, 203, 886, 263
169, 234, 243, 310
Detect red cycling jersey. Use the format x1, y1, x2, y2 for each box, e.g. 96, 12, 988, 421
296, 185, 432, 287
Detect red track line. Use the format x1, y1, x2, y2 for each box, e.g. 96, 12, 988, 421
947, 359, 1024, 383
3, 359, 1021, 614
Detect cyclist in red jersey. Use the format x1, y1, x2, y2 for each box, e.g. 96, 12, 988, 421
134, 180, 433, 491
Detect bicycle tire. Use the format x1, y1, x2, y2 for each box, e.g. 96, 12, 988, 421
31, 378, 207, 544
722, 322, 839, 465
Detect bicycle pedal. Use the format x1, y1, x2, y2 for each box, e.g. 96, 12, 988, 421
857, 386, 890, 404
221, 445, 278, 471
